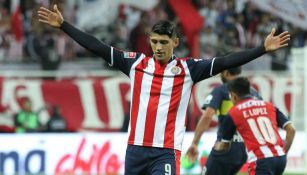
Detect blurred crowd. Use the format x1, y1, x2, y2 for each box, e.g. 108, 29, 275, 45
0, 0, 306, 71
0, 97, 68, 133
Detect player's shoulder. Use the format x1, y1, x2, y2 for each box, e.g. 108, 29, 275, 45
217, 83, 228, 92
228, 104, 238, 114
229, 99, 247, 114
228, 107, 238, 120
263, 100, 275, 109
212, 83, 228, 93
211, 83, 228, 96
250, 87, 262, 98
202, 84, 224, 106
176, 57, 190, 61
179, 57, 211, 63
250, 87, 258, 94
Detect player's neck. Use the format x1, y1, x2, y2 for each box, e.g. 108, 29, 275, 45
153, 55, 172, 65
237, 95, 253, 104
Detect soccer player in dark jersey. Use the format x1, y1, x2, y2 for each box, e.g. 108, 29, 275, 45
216, 77, 295, 175
187, 66, 262, 175
38, 5, 290, 175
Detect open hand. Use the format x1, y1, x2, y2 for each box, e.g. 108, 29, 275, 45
264, 28, 290, 52
38, 4, 64, 28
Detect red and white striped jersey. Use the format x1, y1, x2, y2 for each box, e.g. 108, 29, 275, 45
223, 98, 291, 162
123, 54, 214, 151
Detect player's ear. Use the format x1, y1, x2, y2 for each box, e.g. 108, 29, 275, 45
233, 93, 240, 104
173, 37, 179, 47
229, 92, 237, 103
229, 92, 233, 100
225, 70, 231, 78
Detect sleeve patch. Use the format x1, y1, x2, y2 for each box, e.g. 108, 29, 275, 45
204, 95, 213, 105
192, 58, 202, 62
124, 52, 137, 59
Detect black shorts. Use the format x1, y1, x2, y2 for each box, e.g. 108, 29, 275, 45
248, 155, 286, 175
124, 144, 181, 175
203, 142, 247, 175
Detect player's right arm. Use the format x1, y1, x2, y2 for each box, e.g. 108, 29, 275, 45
37, 5, 138, 75
186, 88, 222, 162
190, 90, 221, 146
186, 107, 216, 162
283, 123, 295, 154
191, 107, 216, 146
275, 107, 296, 154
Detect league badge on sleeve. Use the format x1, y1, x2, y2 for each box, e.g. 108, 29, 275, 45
124, 52, 137, 59
204, 95, 213, 104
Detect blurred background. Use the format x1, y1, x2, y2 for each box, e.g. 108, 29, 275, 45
0, 0, 306, 174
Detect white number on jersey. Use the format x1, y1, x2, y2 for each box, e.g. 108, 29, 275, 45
247, 116, 277, 145
165, 163, 171, 175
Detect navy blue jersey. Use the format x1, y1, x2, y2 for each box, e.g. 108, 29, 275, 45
202, 84, 262, 141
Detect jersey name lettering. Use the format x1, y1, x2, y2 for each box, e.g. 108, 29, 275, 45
243, 107, 268, 118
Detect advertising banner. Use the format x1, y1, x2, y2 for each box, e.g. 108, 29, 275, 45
0, 133, 127, 174
0, 74, 294, 131
0, 132, 305, 174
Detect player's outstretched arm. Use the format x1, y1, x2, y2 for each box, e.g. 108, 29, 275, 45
212, 28, 290, 75
37, 5, 128, 69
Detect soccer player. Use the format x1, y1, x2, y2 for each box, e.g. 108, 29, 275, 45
186, 67, 262, 175
216, 77, 295, 175
37, 5, 290, 175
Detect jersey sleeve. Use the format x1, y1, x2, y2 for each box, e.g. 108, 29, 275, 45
275, 107, 291, 129
186, 58, 214, 83
212, 46, 266, 75
221, 114, 237, 142
60, 21, 141, 76
111, 49, 143, 76
202, 87, 223, 110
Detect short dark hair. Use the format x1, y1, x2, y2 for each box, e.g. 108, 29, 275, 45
226, 66, 242, 75
227, 77, 250, 97
151, 20, 177, 38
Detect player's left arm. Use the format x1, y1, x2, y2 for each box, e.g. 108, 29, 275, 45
214, 114, 237, 151
211, 28, 290, 75
188, 28, 290, 83
275, 107, 296, 153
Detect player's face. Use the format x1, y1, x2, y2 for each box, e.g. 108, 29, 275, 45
221, 71, 238, 83
221, 71, 230, 83
150, 33, 179, 64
